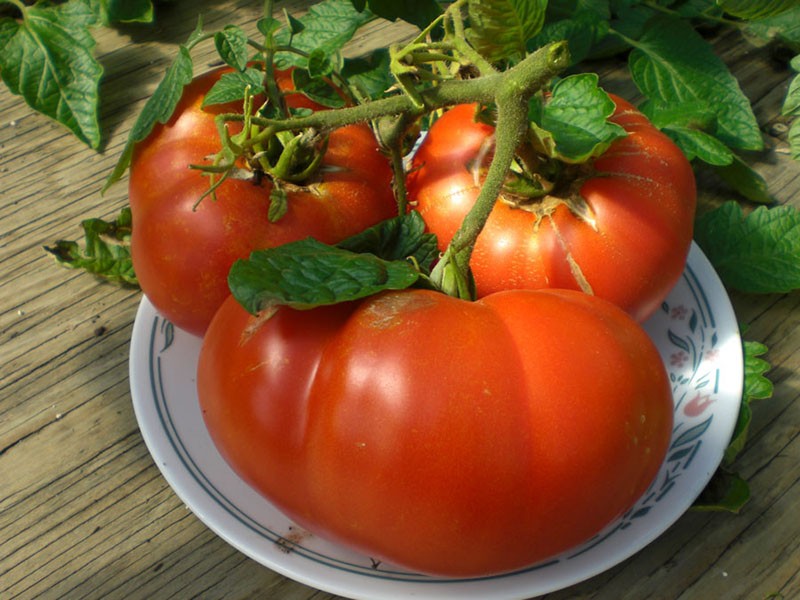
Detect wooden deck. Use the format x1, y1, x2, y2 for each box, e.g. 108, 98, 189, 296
2, 2, 798, 598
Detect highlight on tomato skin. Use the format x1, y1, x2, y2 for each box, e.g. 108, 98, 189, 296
127, 66, 397, 337
406, 99, 697, 323
197, 287, 674, 577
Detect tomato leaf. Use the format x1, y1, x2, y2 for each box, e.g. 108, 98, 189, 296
789, 118, 800, 161
692, 468, 750, 513
351, 0, 443, 29
268, 185, 289, 223
90, 0, 154, 24
694, 202, 800, 293
526, 10, 609, 65
527, 73, 627, 163
717, 0, 797, 20
664, 127, 735, 166
44, 207, 137, 286
743, 341, 774, 403
639, 98, 717, 131
0, 0, 103, 149
202, 68, 265, 107
337, 211, 439, 274
467, 0, 547, 63
626, 14, 763, 152
708, 154, 775, 204
782, 60, 800, 160
639, 98, 737, 166
783, 72, 800, 117
291, 68, 347, 108
214, 25, 249, 72
341, 48, 394, 100
273, 0, 374, 69
104, 37, 196, 190
228, 238, 421, 313
695, 338, 772, 512
308, 48, 336, 78
743, 6, 800, 50
722, 340, 772, 464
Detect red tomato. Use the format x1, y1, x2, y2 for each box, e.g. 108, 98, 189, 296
128, 67, 396, 336
406, 99, 696, 322
197, 288, 673, 576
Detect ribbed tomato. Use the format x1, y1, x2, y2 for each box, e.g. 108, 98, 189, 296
128, 67, 396, 336
197, 287, 673, 576
406, 98, 696, 322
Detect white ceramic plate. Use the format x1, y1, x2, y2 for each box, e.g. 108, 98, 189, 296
129, 242, 743, 600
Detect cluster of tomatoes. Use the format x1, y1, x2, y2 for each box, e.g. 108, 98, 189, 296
129, 66, 696, 576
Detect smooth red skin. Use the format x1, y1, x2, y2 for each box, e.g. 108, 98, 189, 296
129, 68, 396, 336
198, 288, 673, 576
406, 99, 697, 322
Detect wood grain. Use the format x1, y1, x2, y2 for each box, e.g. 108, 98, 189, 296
1, 2, 798, 599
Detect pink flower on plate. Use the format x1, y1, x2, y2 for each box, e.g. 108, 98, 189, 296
684, 393, 716, 417
671, 305, 689, 320
706, 348, 720, 362
670, 351, 688, 368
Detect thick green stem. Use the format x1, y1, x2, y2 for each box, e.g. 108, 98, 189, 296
236, 41, 568, 149
448, 4, 497, 76
260, 0, 289, 117
429, 42, 570, 298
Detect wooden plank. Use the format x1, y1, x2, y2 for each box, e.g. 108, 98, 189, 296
1, 2, 798, 600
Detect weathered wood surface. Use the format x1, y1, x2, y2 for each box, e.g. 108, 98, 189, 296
1, 2, 798, 599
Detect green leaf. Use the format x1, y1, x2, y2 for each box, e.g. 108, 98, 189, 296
215, 25, 249, 72
640, 92, 735, 165
268, 185, 289, 223
663, 126, 734, 166
44, 207, 137, 286
693, 469, 750, 512
228, 238, 421, 314
743, 6, 800, 50
307, 48, 336, 78
743, 341, 774, 402
694, 202, 800, 293
356, 0, 443, 29
468, 0, 548, 63
528, 73, 627, 163
709, 154, 775, 204
639, 98, 717, 131
341, 48, 394, 100
627, 15, 763, 152
546, 0, 611, 21
90, 0, 154, 24
257, 16, 281, 37
274, 0, 374, 69
722, 340, 772, 464
291, 68, 346, 108
0, 1, 103, 148
717, 0, 797, 20
789, 118, 800, 161
337, 211, 439, 274
695, 338, 773, 513
284, 10, 306, 36
202, 68, 265, 107
673, 0, 722, 19
104, 43, 195, 190
527, 11, 609, 65
783, 73, 800, 116
723, 400, 752, 465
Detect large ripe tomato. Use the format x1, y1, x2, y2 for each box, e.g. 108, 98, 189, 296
406, 99, 696, 322
129, 67, 397, 336
197, 288, 673, 576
